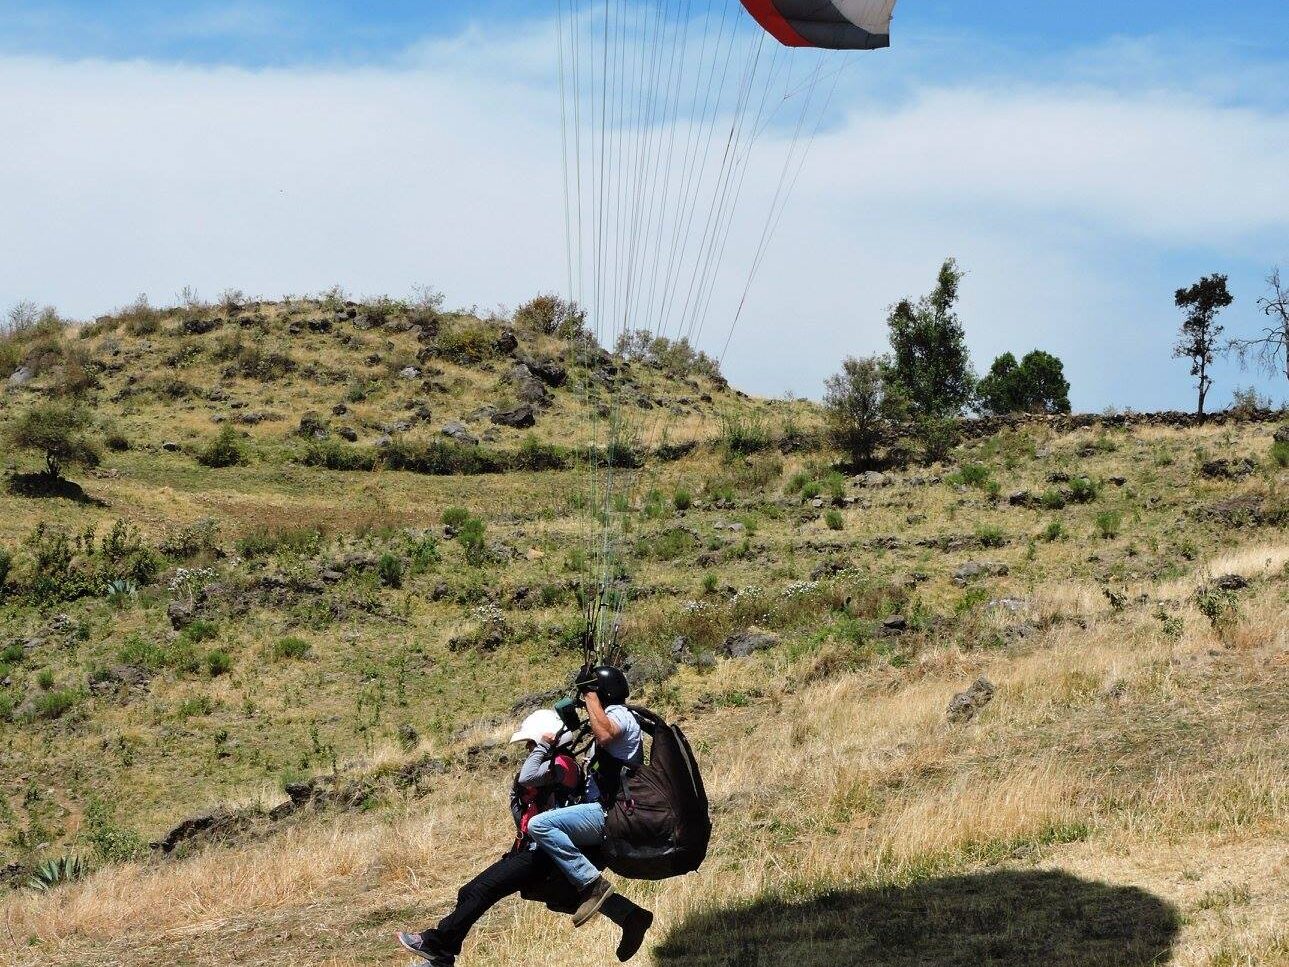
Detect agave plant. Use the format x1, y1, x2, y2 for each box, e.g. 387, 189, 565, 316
104, 578, 139, 608
27, 855, 89, 891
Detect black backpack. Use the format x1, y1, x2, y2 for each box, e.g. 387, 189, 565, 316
601, 706, 712, 881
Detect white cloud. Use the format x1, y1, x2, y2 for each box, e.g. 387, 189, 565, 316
0, 25, 1285, 411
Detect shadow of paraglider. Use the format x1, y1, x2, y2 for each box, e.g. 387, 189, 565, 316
655, 869, 1180, 967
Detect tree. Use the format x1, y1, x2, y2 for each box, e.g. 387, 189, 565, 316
977, 350, 1072, 415
4, 402, 102, 480
883, 258, 976, 420
1229, 267, 1289, 383
1173, 274, 1233, 419
823, 355, 900, 467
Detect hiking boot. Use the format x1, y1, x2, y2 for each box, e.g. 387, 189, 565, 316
616, 906, 654, 961
395, 931, 455, 967
572, 876, 616, 927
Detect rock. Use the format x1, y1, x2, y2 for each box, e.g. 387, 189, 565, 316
162, 441, 181, 452
1211, 573, 1249, 591
331, 402, 349, 416
954, 561, 1009, 584
376, 434, 392, 448
946, 677, 996, 724
882, 615, 908, 632
1107, 475, 1127, 487
156, 810, 243, 854
491, 404, 536, 429
337, 427, 358, 442
988, 597, 1029, 613
7, 366, 34, 387
622, 652, 678, 689
520, 356, 568, 388
182, 317, 221, 335
442, 421, 480, 445
1200, 458, 1256, 480
297, 412, 327, 439
723, 626, 780, 659
1275, 425, 1289, 445
495, 329, 519, 355
670, 636, 694, 663
1007, 490, 1033, 507
399, 366, 422, 380
510, 364, 553, 407
89, 664, 152, 694
320, 569, 345, 583
854, 471, 892, 488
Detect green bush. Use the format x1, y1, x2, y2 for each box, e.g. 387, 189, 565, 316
1041, 520, 1066, 542
513, 436, 568, 472
701, 573, 718, 594
206, 650, 233, 677
182, 619, 220, 644
442, 506, 471, 529
950, 463, 992, 488
457, 516, 489, 566
382, 438, 506, 475
404, 535, 441, 575
104, 429, 131, 452
196, 426, 247, 469
1068, 476, 1100, 503
1039, 488, 1067, 510
976, 524, 1006, 548
36, 668, 55, 689
719, 413, 774, 456
378, 553, 404, 589
1094, 510, 1122, 539
825, 509, 845, 531
434, 322, 497, 365
235, 526, 324, 559
648, 528, 696, 561
1273, 440, 1289, 469
0, 548, 10, 592
4, 401, 102, 479
274, 636, 311, 660
673, 489, 693, 512
33, 688, 78, 720
301, 440, 376, 471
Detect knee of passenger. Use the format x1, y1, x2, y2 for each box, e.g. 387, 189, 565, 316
527, 815, 552, 839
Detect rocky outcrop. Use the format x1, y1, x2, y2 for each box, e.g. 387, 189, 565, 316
947, 677, 996, 724
723, 626, 780, 659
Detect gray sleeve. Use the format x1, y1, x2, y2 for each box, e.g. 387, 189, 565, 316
517, 743, 556, 787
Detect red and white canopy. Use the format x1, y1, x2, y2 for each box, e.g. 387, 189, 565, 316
739, 0, 897, 50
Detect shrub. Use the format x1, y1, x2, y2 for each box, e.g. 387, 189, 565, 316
457, 516, 489, 566
434, 322, 497, 365
1094, 510, 1122, 539
377, 553, 404, 589
615, 330, 722, 381
1039, 488, 1067, 510
825, 509, 845, 531
235, 526, 324, 559
950, 463, 992, 488
0, 548, 10, 592
274, 636, 311, 660
26, 855, 89, 892
104, 428, 131, 452
1041, 520, 1066, 542
237, 344, 296, 380
1068, 476, 1100, 503
382, 438, 506, 475
32, 688, 78, 720
37, 668, 55, 689
673, 489, 693, 512
301, 440, 376, 471
719, 412, 774, 456
206, 650, 233, 677
513, 436, 568, 471
1273, 440, 1289, 469
118, 294, 163, 335
442, 506, 471, 529
158, 518, 221, 560
823, 355, 899, 467
977, 350, 1072, 415
196, 426, 248, 468
976, 524, 1006, 547
515, 293, 587, 339
404, 535, 441, 575
4, 401, 102, 479
701, 573, 718, 594
648, 528, 696, 561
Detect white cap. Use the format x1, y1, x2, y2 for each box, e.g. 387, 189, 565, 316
509, 709, 569, 746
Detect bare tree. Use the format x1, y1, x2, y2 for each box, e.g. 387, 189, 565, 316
1229, 268, 1289, 383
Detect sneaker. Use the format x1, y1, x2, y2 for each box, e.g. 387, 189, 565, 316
395, 931, 456, 967
572, 876, 616, 928
616, 907, 654, 961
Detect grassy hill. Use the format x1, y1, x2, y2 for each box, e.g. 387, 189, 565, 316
0, 295, 1285, 967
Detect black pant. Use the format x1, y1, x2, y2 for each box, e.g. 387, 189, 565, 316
424, 846, 643, 956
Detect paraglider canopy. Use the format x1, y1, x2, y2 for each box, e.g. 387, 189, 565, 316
739, 0, 897, 50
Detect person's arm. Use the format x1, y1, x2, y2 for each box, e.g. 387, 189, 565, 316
584, 691, 622, 747
517, 735, 559, 787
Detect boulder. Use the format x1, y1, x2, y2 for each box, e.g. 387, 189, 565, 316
162, 441, 181, 452
1007, 490, 1033, 507
442, 421, 480, 446
622, 652, 678, 689
882, 615, 908, 632
723, 626, 780, 659
854, 470, 893, 488
510, 364, 553, 407
492, 404, 537, 429
7, 366, 34, 387
297, 412, 328, 438
946, 677, 996, 724
337, 427, 358, 443
520, 356, 568, 388
954, 561, 1009, 584
182, 317, 221, 335
495, 329, 519, 355
1200, 457, 1256, 480
1275, 424, 1289, 445
1211, 573, 1250, 591
399, 366, 422, 381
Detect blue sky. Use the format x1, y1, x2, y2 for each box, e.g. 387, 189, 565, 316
2, 1, 1286, 68
0, 1, 1286, 410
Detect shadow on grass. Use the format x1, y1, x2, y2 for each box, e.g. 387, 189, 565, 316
6, 472, 107, 506
655, 870, 1180, 967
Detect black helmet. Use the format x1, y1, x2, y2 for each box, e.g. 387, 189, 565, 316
577, 665, 630, 707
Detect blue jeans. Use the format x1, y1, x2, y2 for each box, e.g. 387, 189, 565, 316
526, 803, 606, 889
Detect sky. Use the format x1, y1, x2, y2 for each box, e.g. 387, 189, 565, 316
1, 1, 1286, 410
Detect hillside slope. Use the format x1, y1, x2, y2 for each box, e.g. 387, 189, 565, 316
0, 296, 1286, 967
